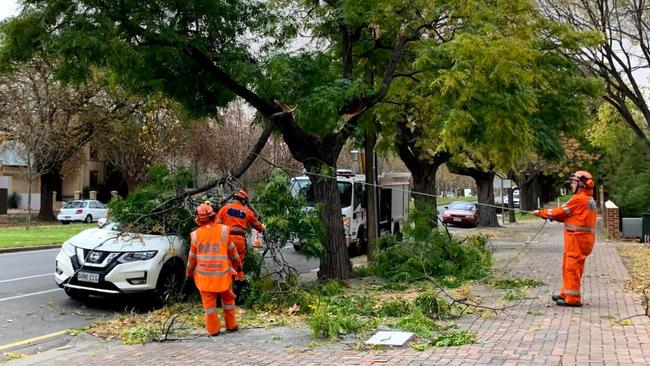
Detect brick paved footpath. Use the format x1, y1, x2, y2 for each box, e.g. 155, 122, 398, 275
11, 220, 650, 366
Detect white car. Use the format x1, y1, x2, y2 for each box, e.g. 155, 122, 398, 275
55, 220, 188, 302
57, 200, 108, 224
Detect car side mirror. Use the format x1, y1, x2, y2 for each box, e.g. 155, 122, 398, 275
97, 218, 107, 228
444, 206, 448, 210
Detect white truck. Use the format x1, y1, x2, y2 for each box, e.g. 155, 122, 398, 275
290, 170, 411, 253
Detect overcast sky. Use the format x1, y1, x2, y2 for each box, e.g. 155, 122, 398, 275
0, 0, 19, 21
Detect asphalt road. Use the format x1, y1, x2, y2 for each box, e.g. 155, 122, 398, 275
0, 244, 321, 352
0, 248, 113, 346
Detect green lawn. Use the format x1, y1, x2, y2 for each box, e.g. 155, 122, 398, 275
0, 223, 94, 249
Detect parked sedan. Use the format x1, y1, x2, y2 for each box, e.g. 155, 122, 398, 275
57, 200, 108, 224
441, 201, 479, 227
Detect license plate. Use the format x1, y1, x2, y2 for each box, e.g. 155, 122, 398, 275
453, 217, 462, 222
77, 272, 99, 283
65, 216, 71, 219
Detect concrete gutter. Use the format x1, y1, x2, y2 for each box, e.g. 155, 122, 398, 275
0, 244, 61, 254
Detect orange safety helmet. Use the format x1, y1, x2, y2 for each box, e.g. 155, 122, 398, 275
195, 203, 215, 224
234, 189, 249, 201
571, 170, 595, 189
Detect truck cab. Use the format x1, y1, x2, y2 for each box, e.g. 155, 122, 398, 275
290, 170, 411, 253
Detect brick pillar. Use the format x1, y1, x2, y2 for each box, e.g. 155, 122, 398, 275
604, 200, 620, 239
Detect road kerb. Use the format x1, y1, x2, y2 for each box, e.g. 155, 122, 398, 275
0, 244, 61, 254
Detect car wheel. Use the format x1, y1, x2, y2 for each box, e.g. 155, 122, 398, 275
61, 220, 71, 225
84, 215, 93, 224
64, 287, 89, 301
155, 263, 184, 305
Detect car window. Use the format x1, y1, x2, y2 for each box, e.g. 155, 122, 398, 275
64, 201, 84, 209
449, 202, 476, 211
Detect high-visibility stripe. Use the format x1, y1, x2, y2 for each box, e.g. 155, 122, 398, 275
562, 205, 572, 216
196, 269, 233, 277
189, 252, 197, 258
564, 289, 580, 295
223, 304, 236, 310
190, 231, 198, 245
204, 307, 218, 315
564, 223, 595, 232
187, 264, 195, 270
221, 225, 228, 244
230, 255, 240, 262
228, 243, 236, 251
197, 255, 228, 261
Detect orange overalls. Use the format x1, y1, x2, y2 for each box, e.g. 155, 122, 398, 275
186, 223, 242, 335
538, 189, 597, 305
216, 200, 265, 277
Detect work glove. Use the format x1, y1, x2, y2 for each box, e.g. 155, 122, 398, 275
532, 210, 540, 217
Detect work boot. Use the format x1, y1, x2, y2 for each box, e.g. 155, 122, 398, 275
209, 332, 220, 337
551, 294, 564, 302
226, 327, 239, 333
556, 299, 582, 307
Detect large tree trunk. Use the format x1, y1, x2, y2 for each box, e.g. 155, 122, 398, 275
475, 172, 498, 227
305, 158, 353, 280
394, 117, 450, 229
364, 129, 378, 262
38, 171, 60, 220
412, 167, 439, 223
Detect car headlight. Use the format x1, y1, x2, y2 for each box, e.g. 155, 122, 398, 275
118, 251, 158, 263
62, 242, 76, 257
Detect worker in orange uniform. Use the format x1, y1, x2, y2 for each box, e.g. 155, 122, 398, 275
186, 204, 242, 336
533, 170, 597, 307
216, 189, 266, 277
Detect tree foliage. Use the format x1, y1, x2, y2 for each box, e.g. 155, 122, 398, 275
589, 104, 650, 216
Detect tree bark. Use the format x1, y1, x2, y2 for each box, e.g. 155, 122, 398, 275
474, 172, 498, 227
394, 118, 450, 228
304, 158, 353, 280
39, 170, 59, 220
364, 129, 378, 262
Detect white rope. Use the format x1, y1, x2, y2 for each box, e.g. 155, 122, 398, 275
251, 152, 535, 214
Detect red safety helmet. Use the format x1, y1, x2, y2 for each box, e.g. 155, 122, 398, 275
195, 203, 215, 224
571, 170, 595, 189
234, 189, 249, 201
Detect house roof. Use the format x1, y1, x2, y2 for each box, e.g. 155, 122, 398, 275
0, 145, 27, 167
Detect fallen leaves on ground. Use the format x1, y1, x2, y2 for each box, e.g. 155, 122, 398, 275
617, 244, 650, 294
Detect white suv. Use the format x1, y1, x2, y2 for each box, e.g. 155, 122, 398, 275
55, 220, 188, 303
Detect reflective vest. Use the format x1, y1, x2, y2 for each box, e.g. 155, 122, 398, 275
216, 201, 265, 236
186, 223, 238, 293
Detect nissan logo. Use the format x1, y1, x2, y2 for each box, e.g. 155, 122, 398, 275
89, 252, 101, 262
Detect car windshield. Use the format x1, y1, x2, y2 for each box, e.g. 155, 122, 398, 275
64, 201, 85, 209
449, 202, 476, 211
290, 178, 353, 207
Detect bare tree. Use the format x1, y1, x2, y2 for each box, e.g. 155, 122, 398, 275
539, 0, 650, 154
0, 60, 138, 219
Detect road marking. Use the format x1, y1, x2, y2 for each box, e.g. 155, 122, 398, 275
0, 289, 59, 303
0, 248, 60, 257
0, 330, 67, 351
0, 273, 52, 283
